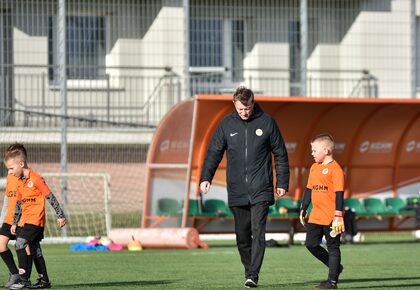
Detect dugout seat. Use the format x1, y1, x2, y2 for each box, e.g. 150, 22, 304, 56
363, 198, 397, 215
188, 199, 200, 216
385, 197, 416, 215
407, 196, 420, 206
202, 199, 233, 216
296, 199, 302, 210
268, 204, 280, 216
189, 199, 234, 232
188, 199, 222, 217
344, 198, 370, 216
275, 198, 299, 217
156, 198, 182, 216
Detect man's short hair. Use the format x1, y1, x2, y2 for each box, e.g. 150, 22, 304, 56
4, 143, 27, 163
311, 134, 335, 151
233, 86, 254, 106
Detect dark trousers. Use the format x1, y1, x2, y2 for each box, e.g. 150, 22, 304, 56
230, 201, 270, 281
305, 223, 342, 282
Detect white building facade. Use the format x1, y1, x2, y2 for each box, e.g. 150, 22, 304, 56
0, 0, 419, 127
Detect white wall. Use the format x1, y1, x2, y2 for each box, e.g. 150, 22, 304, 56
339, 0, 412, 98
9, 0, 419, 113
243, 42, 289, 96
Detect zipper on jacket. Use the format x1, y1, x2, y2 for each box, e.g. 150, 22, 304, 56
245, 122, 248, 183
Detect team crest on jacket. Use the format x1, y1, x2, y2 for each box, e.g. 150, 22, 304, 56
322, 168, 329, 175
28, 180, 34, 188
255, 129, 263, 136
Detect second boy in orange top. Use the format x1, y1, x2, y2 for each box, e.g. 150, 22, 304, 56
0, 174, 23, 287
4, 143, 66, 289
299, 134, 345, 290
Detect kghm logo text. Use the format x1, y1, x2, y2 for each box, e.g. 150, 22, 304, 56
7, 191, 16, 198
312, 184, 328, 192
22, 197, 36, 203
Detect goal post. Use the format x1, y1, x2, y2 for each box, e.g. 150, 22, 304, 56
42, 172, 111, 240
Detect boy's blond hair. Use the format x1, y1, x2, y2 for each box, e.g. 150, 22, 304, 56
311, 134, 335, 153
4, 143, 27, 163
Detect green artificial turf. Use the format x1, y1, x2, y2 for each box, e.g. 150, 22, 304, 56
0, 237, 419, 289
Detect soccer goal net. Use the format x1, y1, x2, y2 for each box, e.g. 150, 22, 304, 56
42, 172, 111, 241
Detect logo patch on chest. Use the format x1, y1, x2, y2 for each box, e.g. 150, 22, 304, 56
255, 129, 263, 136
322, 168, 329, 175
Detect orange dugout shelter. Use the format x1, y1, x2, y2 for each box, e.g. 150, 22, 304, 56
143, 95, 420, 231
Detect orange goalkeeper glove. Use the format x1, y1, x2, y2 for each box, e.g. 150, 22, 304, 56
331, 210, 345, 234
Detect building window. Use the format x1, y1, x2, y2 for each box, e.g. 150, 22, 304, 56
189, 18, 244, 82
190, 19, 223, 67
232, 20, 244, 82
48, 15, 105, 82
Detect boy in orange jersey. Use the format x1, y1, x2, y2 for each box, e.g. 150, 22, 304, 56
0, 174, 23, 288
299, 134, 345, 290
0, 144, 34, 288
3, 143, 66, 289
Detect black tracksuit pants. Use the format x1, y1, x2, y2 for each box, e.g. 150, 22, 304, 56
230, 201, 270, 282
305, 223, 342, 282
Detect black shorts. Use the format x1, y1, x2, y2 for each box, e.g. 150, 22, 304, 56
16, 224, 44, 242
0, 223, 16, 240
305, 222, 341, 248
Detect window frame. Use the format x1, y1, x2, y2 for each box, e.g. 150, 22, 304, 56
48, 14, 106, 84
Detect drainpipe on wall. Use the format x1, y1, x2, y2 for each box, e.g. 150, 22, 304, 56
411, 0, 417, 98
183, 0, 190, 99
300, 0, 308, 97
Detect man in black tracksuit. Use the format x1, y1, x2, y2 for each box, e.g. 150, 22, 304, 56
200, 87, 289, 288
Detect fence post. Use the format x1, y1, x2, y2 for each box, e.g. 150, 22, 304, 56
42, 72, 46, 123
106, 73, 110, 122
308, 76, 311, 96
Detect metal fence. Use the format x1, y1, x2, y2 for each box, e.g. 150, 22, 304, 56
191, 68, 378, 98
0, 0, 415, 129
1, 67, 377, 128
1, 65, 181, 127
0, 0, 416, 236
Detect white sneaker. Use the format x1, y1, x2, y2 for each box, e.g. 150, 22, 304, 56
244, 278, 258, 288
9, 279, 31, 290
5, 274, 20, 288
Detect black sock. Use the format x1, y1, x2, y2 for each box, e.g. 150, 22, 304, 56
27, 254, 33, 280
33, 256, 42, 277
0, 249, 18, 274
16, 248, 29, 280
34, 256, 49, 282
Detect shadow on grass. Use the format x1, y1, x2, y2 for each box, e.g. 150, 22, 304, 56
349, 284, 420, 289
59, 279, 176, 288
340, 276, 420, 283
347, 240, 419, 245
208, 244, 292, 249
264, 276, 420, 288
206, 244, 238, 248
340, 276, 420, 289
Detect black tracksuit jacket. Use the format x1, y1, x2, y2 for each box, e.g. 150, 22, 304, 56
200, 104, 290, 207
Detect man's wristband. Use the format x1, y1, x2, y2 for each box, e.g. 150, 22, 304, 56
334, 210, 343, 217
